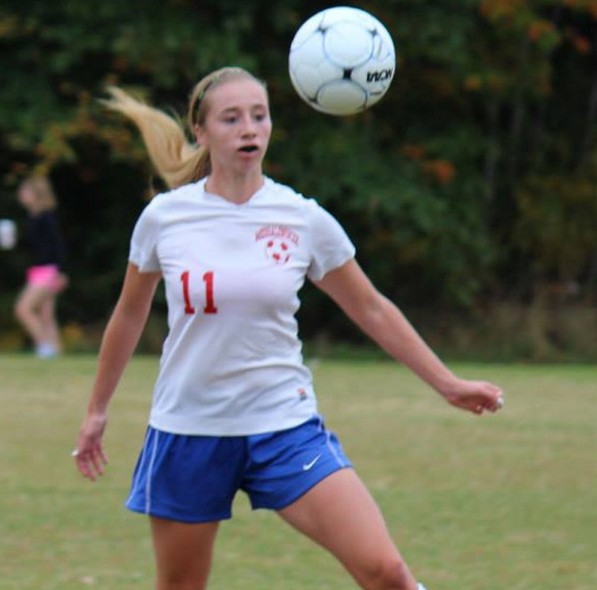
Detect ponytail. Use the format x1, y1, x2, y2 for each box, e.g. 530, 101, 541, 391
102, 67, 266, 191
101, 87, 209, 189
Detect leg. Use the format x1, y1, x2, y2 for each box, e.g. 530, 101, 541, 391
150, 517, 220, 590
38, 294, 62, 352
14, 285, 49, 348
278, 469, 418, 590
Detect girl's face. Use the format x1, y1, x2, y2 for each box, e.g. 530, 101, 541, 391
17, 184, 39, 213
194, 78, 272, 176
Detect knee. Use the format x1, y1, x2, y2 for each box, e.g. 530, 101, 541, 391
361, 554, 416, 590
156, 574, 204, 590
156, 565, 210, 590
14, 299, 29, 321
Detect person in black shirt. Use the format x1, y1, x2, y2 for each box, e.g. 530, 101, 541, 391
14, 176, 68, 358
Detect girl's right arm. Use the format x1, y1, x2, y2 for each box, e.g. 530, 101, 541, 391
74, 263, 161, 481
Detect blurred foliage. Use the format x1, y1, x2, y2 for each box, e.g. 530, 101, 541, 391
515, 152, 597, 279
0, 0, 595, 345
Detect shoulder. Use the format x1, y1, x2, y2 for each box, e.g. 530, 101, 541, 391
33, 211, 59, 227
36, 210, 56, 220
146, 181, 204, 210
261, 177, 323, 213
138, 181, 205, 222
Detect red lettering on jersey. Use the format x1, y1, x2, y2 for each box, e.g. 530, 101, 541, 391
202, 271, 218, 314
180, 270, 196, 315
255, 225, 299, 245
180, 270, 218, 315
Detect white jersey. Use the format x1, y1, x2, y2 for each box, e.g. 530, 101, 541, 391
129, 177, 355, 435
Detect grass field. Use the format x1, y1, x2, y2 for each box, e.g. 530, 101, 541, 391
0, 354, 595, 590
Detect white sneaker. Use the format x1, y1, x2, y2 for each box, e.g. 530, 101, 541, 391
36, 343, 59, 359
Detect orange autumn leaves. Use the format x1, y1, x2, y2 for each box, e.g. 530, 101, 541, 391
480, 0, 595, 54
481, 0, 597, 20
401, 145, 456, 186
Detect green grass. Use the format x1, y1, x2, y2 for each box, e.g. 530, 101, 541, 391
1, 354, 595, 589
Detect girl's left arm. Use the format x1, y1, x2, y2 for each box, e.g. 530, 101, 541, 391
314, 259, 503, 415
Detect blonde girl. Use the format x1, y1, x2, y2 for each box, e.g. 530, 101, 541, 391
14, 176, 68, 358
74, 67, 503, 590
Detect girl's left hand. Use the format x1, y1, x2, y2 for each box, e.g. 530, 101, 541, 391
442, 380, 504, 415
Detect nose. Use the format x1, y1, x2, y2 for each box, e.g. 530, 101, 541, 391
240, 114, 257, 136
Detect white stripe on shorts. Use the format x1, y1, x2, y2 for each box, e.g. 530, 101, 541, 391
144, 429, 160, 515
317, 415, 348, 468
129, 429, 150, 507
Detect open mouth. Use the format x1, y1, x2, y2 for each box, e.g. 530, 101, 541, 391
239, 145, 258, 153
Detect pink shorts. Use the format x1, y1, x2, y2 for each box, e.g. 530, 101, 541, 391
26, 265, 66, 293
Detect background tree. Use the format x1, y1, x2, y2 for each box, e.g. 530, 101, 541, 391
0, 0, 595, 357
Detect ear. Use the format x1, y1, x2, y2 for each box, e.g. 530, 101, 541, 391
193, 124, 207, 148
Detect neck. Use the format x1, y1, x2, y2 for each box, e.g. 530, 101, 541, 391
205, 170, 265, 204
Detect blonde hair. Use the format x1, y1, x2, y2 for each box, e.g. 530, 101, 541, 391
102, 67, 267, 190
19, 176, 57, 211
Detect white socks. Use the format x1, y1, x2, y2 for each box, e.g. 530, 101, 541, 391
417, 584, 428, 590
36, 343, 59, 359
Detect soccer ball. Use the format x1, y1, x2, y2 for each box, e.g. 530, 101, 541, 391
288, 6, 396, 116
265, 238, 291, 264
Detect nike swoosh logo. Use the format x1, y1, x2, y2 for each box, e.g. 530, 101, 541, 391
302, 454, 322, 471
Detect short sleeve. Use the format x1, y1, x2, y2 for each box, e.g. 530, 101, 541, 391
306, 200, 356, 282
129, 203, 161, 272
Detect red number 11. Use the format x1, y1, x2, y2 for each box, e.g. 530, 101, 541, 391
202, 271, 218, 314
180, 270, 218, 315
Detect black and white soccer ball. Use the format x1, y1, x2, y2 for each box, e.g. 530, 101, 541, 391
289, 6, 396, 116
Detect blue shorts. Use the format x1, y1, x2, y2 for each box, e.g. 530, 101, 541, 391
125, 415, 352, 523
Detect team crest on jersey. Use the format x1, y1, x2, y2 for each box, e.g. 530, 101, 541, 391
256, 225, 299, 265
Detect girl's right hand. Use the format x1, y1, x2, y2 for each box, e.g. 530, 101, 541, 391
72, 412, 109, 481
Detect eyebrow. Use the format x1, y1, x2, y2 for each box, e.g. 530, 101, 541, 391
218, 106, 268, 118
